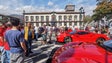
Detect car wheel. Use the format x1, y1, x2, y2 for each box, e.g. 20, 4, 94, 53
96, 38, 105, 44
64, 36, 72, 43
46, 47, 59, 63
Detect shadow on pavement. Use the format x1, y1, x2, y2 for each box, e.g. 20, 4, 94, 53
46, 47, 59, 63
32, 54, 48, 63
25, 41, 63, 63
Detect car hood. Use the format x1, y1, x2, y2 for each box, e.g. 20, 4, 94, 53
58, 32, 70, 36
53, 42, 111, 63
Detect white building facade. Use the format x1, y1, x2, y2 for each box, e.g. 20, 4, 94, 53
24, 5, 85, 28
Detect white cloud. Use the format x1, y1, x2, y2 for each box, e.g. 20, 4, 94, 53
0, 5, 9, 10
84, 5, 96, 15
48, 1, 54, 6
0, 0, 23, 15
74, 0, 97, 16
75, 0, 83, 4
52, 5, 64, 11
76, 4, 96, 16
0, 0, 97, 16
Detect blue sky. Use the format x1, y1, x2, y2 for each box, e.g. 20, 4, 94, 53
0, 0, 97, 15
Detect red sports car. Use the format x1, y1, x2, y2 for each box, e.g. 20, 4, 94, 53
52, 40, 112, 63
57, 30, 109, 44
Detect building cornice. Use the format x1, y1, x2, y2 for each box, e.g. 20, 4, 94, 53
24, 11, 85, 15
25, 21, 84, 23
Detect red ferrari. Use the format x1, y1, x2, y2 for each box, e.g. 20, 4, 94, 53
57, 30, 109, 44
52, 41, 112, 63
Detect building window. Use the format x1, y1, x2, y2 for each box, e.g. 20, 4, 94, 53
64, 16, 67, 21
41, 22, 44, 26
69, 15, 72, 21
79, 22, 82, 25
30, 16, 34, 21
46, 16, 49, 21
64, 22, 67, 26
36, 22, 39, 26
59, 16, 62, 21
41, 16, 44, 21
25, 16, 29, 21
69, 22, 72, 25
59, 23, 62, 26
74, 22, 77, 26
31, 23, 34, 25
36, 16, 39, 21
74, 15, 77, 21
52, 15, 56, 21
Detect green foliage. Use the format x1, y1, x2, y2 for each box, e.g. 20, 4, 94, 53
84, 15, 92, 23
92, 0, 112, 21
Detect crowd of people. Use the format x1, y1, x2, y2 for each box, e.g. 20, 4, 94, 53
85, 25, 112, 39
0, 18, 112, 63
0, 18, 76, 63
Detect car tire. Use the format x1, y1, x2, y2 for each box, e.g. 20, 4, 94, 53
64, 36, 72, 43
96, 38, 105, 44
46, 47, 59, 63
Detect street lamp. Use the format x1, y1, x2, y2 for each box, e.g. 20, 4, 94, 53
79, 7, 84, 30
23, 10, 25, 25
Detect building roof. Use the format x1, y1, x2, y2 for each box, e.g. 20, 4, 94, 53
65, 4, 75, 12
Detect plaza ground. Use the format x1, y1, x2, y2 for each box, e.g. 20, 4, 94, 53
24, 41, 63, 63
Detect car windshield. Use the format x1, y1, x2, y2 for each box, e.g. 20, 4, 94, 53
102, 40, 112, 52
77, 31, 89, 35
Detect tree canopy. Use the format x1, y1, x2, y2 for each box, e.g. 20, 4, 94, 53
84, 15, 92, 22
92, 0, 112, 20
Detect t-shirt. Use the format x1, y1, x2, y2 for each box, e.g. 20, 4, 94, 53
34, 26, 38, 33
4, 27, 11, 50
5, 30, 24, 53
0, 27, 4, 36
0, 27, 5, 46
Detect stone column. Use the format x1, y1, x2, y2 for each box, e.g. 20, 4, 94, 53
67, 22, 69, 27
62, 22, 64, 26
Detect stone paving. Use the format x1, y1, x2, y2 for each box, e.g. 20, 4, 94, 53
25, 41, 63, 63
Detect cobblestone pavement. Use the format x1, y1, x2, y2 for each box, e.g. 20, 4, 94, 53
25, 41, 63, 63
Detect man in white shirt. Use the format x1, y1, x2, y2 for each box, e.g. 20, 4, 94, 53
34, 26, 39, 41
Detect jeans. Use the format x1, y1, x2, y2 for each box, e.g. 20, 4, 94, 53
41, 34, 47, 41
4, 50, 10, 63
25, 39, 32, 55
0, 46, 5, 63
28, 39, 32, 52
35, 33, 39, 41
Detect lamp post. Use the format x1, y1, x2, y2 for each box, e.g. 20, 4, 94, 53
23, 10, 25, 25
79, 7, 84, 30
